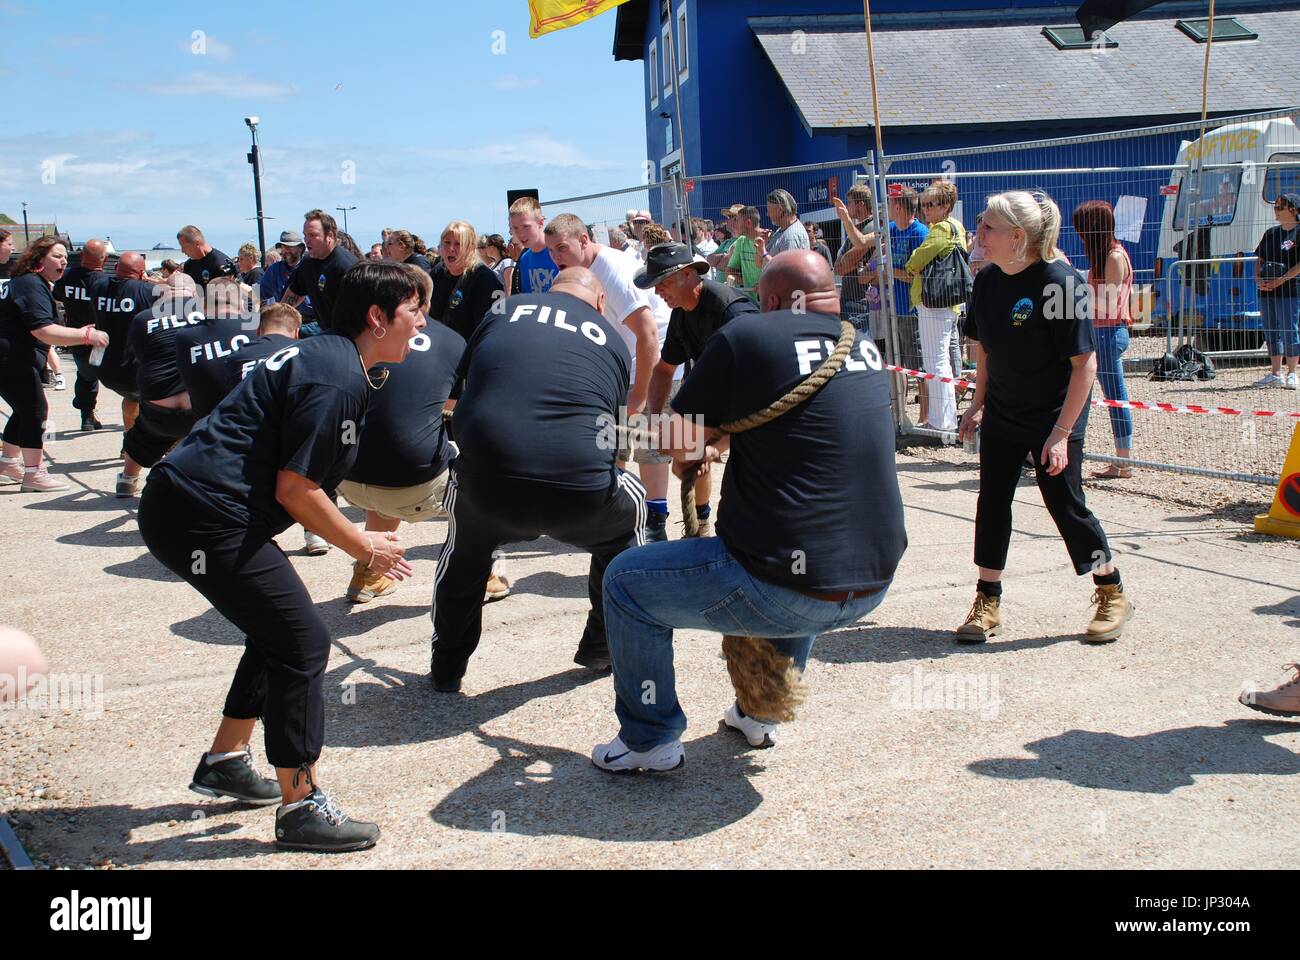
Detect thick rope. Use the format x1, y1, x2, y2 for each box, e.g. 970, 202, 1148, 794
678, 318, 858, 722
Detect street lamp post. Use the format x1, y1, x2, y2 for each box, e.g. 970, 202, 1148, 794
21, 202, 30, 246
244, 117, 267, 260
336, 206, 356, 236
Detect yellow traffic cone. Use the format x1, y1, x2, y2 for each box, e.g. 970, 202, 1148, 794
1255, 423, 1300, 538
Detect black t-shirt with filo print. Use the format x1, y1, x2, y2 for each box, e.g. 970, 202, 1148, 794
53, 265, 104, 329
91, 277, 161, 390
174, 316, 257, 419
152, 330, 371, 535
452, 291, 630, 494
964, 258, 1094, 446
127, 303, 207, 402
670, 309, 906, 594
0, 273, 58, 374
347, 322, 466, 489
289, 245, 360, 329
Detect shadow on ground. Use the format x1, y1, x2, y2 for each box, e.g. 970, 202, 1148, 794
430, 728, 763, 841
813, 625, 1080, 665
969, 718, 1300, 793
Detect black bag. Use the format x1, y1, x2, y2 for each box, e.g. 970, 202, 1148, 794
921, 219, 974, 309
1149, 344, 1217, 382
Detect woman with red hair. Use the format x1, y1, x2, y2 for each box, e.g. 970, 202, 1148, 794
1072, 201, 1134, 478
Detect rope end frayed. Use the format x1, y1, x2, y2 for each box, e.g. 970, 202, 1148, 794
722, 635, 808, 723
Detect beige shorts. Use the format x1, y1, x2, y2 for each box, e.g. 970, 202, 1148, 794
617, 380, 681, 465
338, 473, 448, 523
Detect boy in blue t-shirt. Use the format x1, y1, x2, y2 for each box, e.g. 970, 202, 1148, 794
508, 196, 560, 293
887, 187, 928, 318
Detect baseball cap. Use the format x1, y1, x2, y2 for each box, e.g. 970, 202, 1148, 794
276, 229, 305, 247
721, 204, 744, 217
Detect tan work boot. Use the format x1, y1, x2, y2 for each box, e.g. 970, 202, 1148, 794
346, 561, 398, 604
484, 574, 510, 603
1239, 663, 1300, 717
1084, 584, 1133, 643
956, 591, 1002, 643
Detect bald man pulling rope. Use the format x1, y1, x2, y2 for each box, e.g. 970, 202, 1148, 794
592, 250, 908, 772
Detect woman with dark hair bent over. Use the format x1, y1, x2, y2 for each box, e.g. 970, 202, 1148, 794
136, 261, 425, 852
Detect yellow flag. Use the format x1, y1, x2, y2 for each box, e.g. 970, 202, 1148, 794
529, 0, 632, 38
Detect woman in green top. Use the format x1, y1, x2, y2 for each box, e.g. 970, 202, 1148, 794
904, 181, 968, 432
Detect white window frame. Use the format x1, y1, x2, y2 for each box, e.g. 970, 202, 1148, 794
648, 39, 659, 109
675, 4, 689, 84
661, 22, 673, 100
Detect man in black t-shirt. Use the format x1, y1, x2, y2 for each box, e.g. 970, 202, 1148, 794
635, 242, 758, 537
117, 290, 207, 498
430, 267, 645, 692
174, 279, 263, 421
89, 252, 162, 433
281, 209, 359, 333
178, 225, 237, 290
54, 238, 109, 430
338, 317, 466, 604
592, 250, 906, 773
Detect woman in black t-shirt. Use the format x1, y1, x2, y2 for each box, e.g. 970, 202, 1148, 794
381, 229, 433, 277
0, 236, 110, 492
956, 190, 1133, 644
1253, 192, 1300, 388
135, 262, 426, 853
428, 220, 504, 341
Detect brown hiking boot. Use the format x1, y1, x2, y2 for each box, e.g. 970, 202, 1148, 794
1239, 663, 1300, 717
484, 574, 510, 603
1084, 584, 1133, 643
956, 591, 1002, 643
346, 562, 398, 604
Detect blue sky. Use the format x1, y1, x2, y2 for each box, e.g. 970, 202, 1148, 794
0, 0, 646, 254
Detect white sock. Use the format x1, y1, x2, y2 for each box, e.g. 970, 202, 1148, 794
205, 750, 248, 765
279, 795, 315, 814
1, 456, 19, 465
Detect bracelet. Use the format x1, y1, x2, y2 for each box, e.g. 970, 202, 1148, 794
82, 326, 92, 345
1053, 422, 1071, 434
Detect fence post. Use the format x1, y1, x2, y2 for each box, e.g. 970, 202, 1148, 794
874, 152, 907, 434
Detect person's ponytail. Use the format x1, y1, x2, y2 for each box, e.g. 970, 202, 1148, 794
1033, 190, 1065, 263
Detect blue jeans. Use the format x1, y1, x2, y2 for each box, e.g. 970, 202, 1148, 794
1093, 325, 1133, 447
1261, 296, 1300, 358
298, 321, 324, 339
603, 536, 889, 751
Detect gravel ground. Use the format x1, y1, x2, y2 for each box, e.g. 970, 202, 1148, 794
2, 387, 1298, 870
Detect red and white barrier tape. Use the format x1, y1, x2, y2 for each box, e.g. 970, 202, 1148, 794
884, 364, 1300, 420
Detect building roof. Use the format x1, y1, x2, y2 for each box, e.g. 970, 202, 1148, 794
613, 0, 650, 61
750, 8, 1300, 134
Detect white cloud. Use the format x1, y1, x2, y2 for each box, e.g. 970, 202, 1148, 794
424, 137, 616, 171
491, 75, 543, 91
51, 35, 103, 48
147, 71, 294, 99
178, 34, 234, 61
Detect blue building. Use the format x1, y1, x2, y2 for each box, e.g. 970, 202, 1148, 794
613, 0, 1300, 178
612, 0, 1300, 282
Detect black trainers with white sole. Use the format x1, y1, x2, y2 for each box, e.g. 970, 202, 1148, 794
275, 788, 380, 852
189, 749, 281, 806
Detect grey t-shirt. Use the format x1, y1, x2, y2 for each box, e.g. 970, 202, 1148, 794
766, 220, 810, 256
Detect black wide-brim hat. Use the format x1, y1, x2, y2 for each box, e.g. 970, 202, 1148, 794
633, 241, 710, 289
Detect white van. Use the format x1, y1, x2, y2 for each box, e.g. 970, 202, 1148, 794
1154, 115, 1300, 348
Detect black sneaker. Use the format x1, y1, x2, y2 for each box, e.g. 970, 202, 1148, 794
573, 644, 611, 672
80, 416, 103, 432
429, 652, 465, 693
188, 749, 281, 806
275, 789, 379, 852
41, 368, 55, 388
645, 512, 668, 543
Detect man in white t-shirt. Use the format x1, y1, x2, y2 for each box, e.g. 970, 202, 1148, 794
545, 214, 676, 541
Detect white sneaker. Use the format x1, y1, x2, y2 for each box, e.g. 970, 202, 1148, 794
591, 735, 685, 773
723, 701, 777, 748
303, 530, 331, 555
1286, 372, 1299, 390
54, 373, 66, 391
1254, 372, 1282, 387
115, 472, 141, 498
